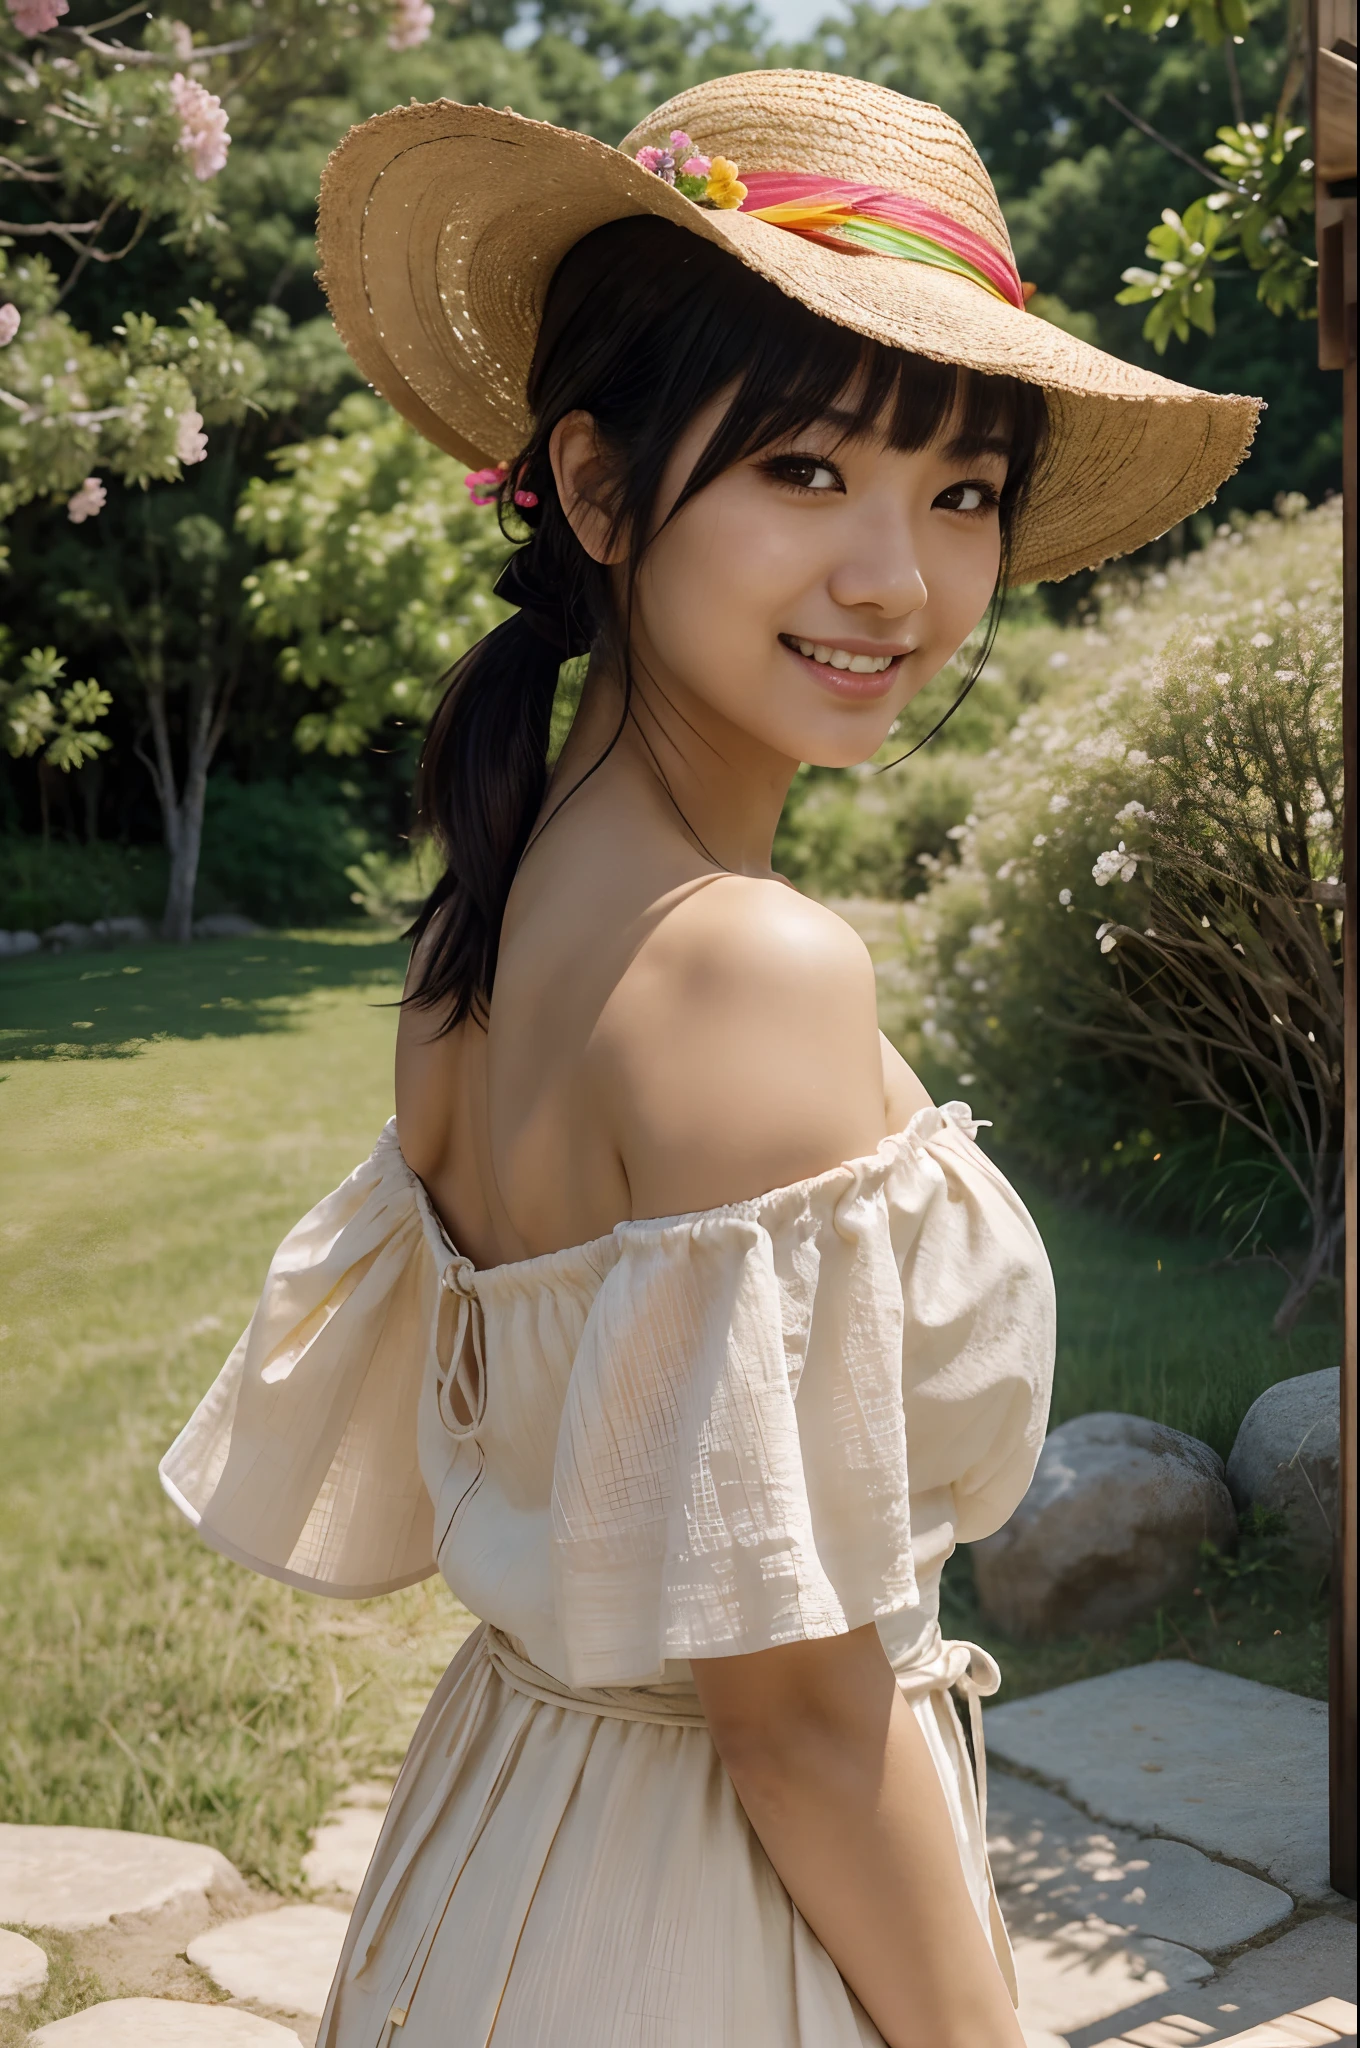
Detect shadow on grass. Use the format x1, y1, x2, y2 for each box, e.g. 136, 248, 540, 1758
0, 927, 408, 1063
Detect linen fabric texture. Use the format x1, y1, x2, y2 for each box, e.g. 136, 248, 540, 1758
161, 1103, 1056, 2045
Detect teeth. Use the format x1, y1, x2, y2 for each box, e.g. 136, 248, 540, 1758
791, 637, 895, 674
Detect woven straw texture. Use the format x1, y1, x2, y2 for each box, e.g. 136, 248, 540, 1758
317, 69, 1261, 584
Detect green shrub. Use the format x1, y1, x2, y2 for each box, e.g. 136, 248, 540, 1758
344, 838, 441, 926
892, 499, 1344, 1327
0, 778, 368, 933
0, 836, 169, 932
199, 778, 370, 926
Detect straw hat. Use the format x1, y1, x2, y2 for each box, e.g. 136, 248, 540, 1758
317, 69, 1260, 584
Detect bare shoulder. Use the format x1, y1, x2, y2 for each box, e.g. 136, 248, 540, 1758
600, 877, 889, 1218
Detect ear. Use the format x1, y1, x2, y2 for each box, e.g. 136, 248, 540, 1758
549, 412, 626, 567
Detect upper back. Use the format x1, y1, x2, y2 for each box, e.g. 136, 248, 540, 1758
395, 768, 924, 1269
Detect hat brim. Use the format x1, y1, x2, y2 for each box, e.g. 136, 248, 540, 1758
317, 98, 1260, 585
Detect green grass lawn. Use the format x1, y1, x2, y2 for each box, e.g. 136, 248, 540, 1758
0, 931, 470, 1895
0, 929, 1339, 1899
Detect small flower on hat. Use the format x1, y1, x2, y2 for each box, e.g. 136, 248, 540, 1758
703, 157, 747, 209
636, 134, 746, 210
634, 145, 676, 185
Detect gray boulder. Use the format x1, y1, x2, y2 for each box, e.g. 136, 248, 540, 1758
0, 929, 40, 959
1227, 1369, 1339, 1569
972, 1412, 1236, 1640
90, 914, 154, 946
41, 920, 93, 952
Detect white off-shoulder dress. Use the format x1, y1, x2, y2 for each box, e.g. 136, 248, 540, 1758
161, 1102, 1055, 2048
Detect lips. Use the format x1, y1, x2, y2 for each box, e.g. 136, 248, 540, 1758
779, 633, 908, 701
784, 636, 897, 674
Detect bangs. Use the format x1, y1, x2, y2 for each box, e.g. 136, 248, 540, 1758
530, 218, 1048, 568
663, 273, 1049, 539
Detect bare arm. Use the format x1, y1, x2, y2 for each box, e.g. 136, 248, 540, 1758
607, 883, 1019, 2045
693, 1631, 1022, 2048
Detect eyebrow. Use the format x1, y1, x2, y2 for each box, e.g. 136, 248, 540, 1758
800, 411, 1013, 460
941, 430, 1012, 461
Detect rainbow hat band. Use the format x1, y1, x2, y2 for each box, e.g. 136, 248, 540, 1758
737, 173, 1028, 310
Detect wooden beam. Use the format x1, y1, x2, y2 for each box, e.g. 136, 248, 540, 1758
1315, 48, 1357, 183
1310, 0, 1358, 1908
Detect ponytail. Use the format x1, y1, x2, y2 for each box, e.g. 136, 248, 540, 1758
405, 461, 603, 1029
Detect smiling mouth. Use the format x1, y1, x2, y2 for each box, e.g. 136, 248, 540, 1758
780, 635, 903, 675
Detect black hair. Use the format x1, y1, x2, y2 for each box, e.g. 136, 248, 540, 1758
407, 214, 1048, 1027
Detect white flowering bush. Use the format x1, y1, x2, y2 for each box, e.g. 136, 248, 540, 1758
898, 500, 1344, 1330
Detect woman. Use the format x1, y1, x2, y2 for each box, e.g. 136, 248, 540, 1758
161, 69, 1259, 2048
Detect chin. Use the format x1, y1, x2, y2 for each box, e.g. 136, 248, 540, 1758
783, 703, 906, 771
797, 734, 890, 771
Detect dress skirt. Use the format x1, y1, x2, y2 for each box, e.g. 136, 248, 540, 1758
318, 1623, 1001, 2048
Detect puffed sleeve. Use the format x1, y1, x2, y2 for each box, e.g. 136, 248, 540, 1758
549, 1177, 920, 1688
158, 1121, 443, 1598
888, 1106, 1055, 1545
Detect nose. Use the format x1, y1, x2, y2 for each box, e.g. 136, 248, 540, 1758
826, 500, 928, 620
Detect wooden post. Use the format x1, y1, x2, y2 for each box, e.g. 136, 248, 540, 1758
1310, 0, 1357, 1905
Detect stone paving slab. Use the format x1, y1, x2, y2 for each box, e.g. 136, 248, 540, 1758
187, 1905, 349, 2019
0, 1925, 48, 2007
300, 1784, 389, 1898
30, 2000, 304, 2045
1065, 1914, 1357, 2047
1014, 1918, 1213, 2039
985, 1664, 1334, 1902
0, 1826, 246, 1932
991, 1773, 1295, 1954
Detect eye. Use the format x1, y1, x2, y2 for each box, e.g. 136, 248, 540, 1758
935, 479, 1001, 515
762, 454, 843, 494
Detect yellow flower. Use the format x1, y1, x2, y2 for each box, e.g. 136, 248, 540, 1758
704, 157, 747, 210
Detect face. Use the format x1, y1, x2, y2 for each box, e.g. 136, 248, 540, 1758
555, 382, 1010, 771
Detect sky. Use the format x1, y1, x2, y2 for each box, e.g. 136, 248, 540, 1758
750, 0, 852, 38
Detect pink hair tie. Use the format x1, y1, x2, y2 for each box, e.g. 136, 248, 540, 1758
465, 463, 506, 506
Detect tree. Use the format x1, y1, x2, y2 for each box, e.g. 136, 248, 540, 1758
0, 0, 449, 935
1107, 0, 1318, 351
235, 393, 514, 756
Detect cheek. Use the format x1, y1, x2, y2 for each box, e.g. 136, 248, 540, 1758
920, 525, 1002, 653
635, 490, 802, 673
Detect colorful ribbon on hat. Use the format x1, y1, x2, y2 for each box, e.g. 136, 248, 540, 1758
736, 173, 1026, 311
